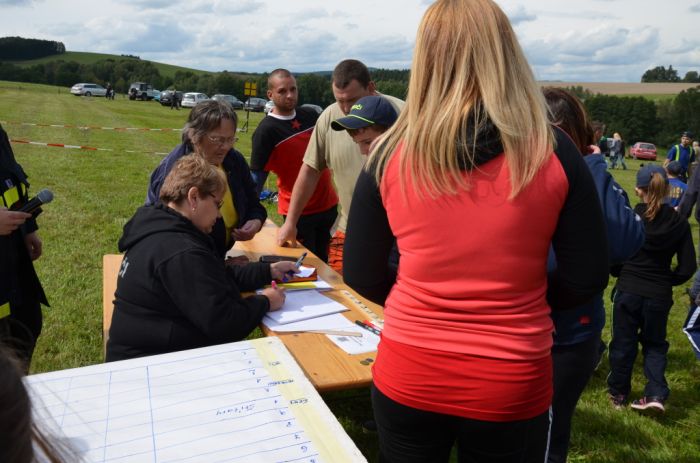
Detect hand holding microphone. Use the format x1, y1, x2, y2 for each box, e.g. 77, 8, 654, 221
15, 189, 54, 215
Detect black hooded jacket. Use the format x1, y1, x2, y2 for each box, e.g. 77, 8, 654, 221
106, 204, 271, 361
615, 203, 696, 299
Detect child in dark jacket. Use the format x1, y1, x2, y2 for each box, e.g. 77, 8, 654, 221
607, 165, 696, 412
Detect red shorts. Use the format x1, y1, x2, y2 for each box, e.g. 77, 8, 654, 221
327, 231, 345, 275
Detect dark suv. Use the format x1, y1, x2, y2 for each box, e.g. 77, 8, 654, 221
159, 90, 183, 106
244, 97, 267, 112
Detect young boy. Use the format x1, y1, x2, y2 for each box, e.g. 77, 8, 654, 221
666, 160, 687, 209
331, 95, 398, 155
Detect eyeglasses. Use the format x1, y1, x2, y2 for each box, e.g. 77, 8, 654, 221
207, 134, 239, 146
209, 194, 224, 209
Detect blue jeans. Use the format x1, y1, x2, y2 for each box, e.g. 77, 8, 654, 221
607, 290, 672, 399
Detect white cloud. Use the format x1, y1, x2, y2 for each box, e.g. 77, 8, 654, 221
1, 0, 699, 81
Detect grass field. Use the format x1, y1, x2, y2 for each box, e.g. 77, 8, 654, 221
1, 81, 698, 462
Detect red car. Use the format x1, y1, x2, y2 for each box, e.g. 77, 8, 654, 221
630, 142, 657, 161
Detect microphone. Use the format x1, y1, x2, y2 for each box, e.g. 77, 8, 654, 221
17, 189, 54, 214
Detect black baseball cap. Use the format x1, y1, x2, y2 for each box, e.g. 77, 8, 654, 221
331, 96, 398, 131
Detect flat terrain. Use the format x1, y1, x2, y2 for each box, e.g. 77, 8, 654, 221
540, 81, 699, 95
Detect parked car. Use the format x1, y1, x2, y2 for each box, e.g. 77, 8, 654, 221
630, 142, 657, 161
263, 100, 275, 114
300, 103, 323, 114
212, 94, 243, 109
128, 82, 159, 100
159, 90, 184, 107
70, 83, 107, 97
244, 97, 267, 112
181, 92, 210, 108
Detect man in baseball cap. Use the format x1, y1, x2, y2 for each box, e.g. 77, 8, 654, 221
331, 95, 398, 154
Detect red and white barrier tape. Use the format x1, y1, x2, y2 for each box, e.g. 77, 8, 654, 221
10, 139, 169, 156
0, 120, 182, 132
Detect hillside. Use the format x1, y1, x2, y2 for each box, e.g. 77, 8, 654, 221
6, 51, 212, 79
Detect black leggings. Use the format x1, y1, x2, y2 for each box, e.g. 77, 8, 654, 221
288, 205, 337, 263
372, 385, 551, 463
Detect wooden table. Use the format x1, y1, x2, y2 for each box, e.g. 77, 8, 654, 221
103, 220, 384, 392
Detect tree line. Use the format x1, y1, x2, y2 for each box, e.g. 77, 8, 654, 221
561, 85, 700, 149
1, 50, 698, 148
0, 55, 409, 107
0, 36, 65, 60
641, 65, 700, 83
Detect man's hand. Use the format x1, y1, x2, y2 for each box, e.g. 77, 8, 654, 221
0, 208, 31, 235
232, 219, 262, 241
277, 221, 298, 248
24, 231, 42, 261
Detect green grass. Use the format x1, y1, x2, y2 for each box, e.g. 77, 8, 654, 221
7, 51, 212, 79
1, 81, 698, 462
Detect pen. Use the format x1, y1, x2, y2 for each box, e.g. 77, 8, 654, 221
364, 320, 383, 332
355, 320, 381, 336
286, 252, 308, 280
294, 252, 308, 269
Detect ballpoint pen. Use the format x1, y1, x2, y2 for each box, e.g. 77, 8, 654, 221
285, 252, 308, 281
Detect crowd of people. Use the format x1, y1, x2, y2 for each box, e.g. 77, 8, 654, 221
2, 0, 699, 461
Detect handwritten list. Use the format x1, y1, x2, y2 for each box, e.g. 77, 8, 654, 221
26, 338, 366, 463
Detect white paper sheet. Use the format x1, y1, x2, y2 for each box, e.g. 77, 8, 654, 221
265, 291, 348, 325
263, 312, 359, 333
25, 338, 367, 463
326, 331, 381, 355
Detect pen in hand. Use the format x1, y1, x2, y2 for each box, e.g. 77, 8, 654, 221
285, 252, 307, 281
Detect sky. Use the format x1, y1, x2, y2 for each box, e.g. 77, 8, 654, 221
2, 0, 699, 82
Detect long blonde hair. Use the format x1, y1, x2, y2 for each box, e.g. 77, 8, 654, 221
371, 0, 553, 198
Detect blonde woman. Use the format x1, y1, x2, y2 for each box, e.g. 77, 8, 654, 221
343, 0, 609, 460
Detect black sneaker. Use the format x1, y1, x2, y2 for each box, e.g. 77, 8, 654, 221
631, 396, 665, 413
608, 393, 627, 410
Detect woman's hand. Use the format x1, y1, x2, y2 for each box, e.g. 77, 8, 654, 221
232, 219, 262, 241
261, 286, 286, 311
270, 261, 298, 281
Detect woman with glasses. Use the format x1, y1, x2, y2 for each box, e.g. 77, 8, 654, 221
108, 155, 294, 361
147, 99, 267, 257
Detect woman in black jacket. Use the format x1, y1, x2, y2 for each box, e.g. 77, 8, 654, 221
107, 155, 294, 361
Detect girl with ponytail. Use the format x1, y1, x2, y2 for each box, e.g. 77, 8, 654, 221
608, 165, 696, 413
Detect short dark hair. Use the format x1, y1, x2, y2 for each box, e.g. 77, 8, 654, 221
542, 87, 594, 154
267, 68, 293, 90
182, 100, 238, 146
332, 59, 371, 89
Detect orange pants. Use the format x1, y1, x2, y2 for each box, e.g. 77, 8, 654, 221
327, 231, 345, 275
